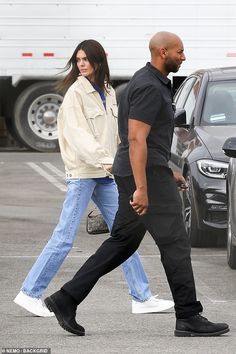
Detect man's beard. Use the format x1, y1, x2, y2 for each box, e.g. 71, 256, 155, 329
165, 61, 179, 74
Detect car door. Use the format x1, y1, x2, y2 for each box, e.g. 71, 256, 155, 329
171, 76, 200, 171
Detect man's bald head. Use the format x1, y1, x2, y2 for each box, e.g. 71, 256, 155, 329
149, 31, 182, 57
148, 31, 185, 75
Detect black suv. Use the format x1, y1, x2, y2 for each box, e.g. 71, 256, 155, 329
171, 67, 236, 247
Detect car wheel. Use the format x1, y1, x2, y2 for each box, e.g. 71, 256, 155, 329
227, 195, 236, 269
183, 171, 211, 247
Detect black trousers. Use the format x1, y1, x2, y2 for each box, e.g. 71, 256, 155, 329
62, 166, 203, 319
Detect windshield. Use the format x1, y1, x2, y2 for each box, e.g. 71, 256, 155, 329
201, 81, 236, 126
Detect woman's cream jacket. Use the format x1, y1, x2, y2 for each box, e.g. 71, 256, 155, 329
57, 76, 119, 179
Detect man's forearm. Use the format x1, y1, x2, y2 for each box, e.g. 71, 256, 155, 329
129, 140, 147, 191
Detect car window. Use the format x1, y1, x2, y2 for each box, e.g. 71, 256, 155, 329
183, 79, 200, 124
174, 77, 197, 108
201, 81, 236, 125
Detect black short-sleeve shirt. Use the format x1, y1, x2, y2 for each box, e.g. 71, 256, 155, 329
112, 62, 175, 177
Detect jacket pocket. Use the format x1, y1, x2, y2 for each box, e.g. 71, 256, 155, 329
110, 105, 118, 118
84, 109, 103, 137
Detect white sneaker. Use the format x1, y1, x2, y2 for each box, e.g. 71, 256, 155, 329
14, 291, 55, 317
132, 295, 174, 314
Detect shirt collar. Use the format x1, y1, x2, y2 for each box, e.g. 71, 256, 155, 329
146, 62, 171, 86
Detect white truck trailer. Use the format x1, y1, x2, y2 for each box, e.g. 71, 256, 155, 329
0, 0, 236, 151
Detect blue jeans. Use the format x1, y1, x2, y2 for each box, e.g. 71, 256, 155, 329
21, 179, 152, 301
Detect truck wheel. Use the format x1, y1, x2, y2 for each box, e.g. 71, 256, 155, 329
13, 82, 63, 152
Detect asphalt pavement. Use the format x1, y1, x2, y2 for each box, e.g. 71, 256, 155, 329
0, 152, 236, 354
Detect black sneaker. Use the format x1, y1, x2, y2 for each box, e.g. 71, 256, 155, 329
175, 314, 229, 337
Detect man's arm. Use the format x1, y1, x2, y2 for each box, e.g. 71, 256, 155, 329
128, 119, 151, 215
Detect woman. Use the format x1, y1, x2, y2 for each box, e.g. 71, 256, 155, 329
14, 40, 173, 316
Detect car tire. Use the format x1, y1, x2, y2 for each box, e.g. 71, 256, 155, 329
227, 195, 236, 269
183, 170, 212, 247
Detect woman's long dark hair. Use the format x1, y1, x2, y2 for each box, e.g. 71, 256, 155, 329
56, 39, 111, 93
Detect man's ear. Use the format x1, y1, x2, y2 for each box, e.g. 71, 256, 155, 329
160, 47, 167, 59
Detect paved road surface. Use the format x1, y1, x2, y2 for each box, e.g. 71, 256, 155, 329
0, 152, 236, 354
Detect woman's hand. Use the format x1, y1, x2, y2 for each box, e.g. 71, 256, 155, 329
102, 164, 113, 176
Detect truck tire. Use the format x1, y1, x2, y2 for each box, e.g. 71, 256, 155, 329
13, 82, 63, 152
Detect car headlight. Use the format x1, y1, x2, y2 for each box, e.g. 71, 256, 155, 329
197, 159, 228, 179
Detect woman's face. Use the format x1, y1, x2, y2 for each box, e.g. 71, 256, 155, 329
76, 49, 95, 81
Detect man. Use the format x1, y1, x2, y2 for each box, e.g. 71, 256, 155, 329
45, 31, 229, 337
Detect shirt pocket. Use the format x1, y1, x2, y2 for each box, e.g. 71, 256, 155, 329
84, 108, 104, 137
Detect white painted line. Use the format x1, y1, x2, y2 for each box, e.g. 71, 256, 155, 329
27, 162, 67, 192
191, 254, 226, 257
42, 162, 65, 179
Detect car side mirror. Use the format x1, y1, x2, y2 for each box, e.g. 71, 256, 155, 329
174, 109, 190, 128
222, 137, 236, 158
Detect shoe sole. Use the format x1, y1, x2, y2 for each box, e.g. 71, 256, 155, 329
132, 305, 174, 314
13, 297, 55, 317
174, 327, 230, 337
132, 308, 174, 314
45, 297, 85, 336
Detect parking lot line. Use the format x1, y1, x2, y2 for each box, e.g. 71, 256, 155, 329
42, 162, 65, 178
27, 162, 67, 192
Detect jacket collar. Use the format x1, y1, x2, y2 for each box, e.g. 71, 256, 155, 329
77, 75, 96, 94
77, 75, 107, 111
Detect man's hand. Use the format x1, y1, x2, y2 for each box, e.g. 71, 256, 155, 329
173, 171, 188, 191
130, 188, 148, 216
